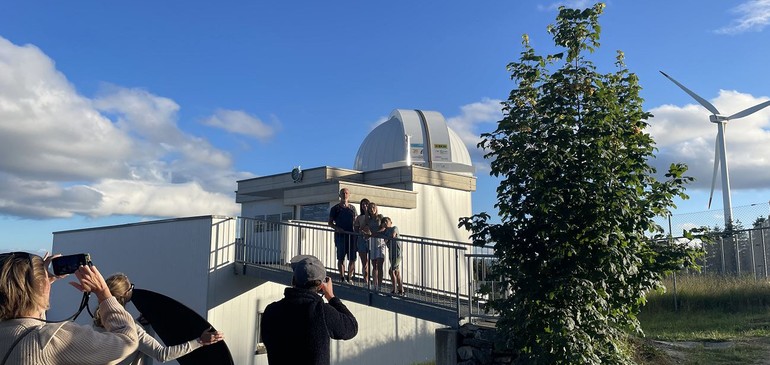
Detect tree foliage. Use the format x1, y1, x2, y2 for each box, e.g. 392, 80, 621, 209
460, 4, 699, 364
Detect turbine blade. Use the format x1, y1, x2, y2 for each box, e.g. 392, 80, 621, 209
660, 71, 721, 115
727, 100, 770, 120
708, 137, 720, 210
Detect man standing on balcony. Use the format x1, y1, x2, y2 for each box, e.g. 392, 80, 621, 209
328, 188, 357, 283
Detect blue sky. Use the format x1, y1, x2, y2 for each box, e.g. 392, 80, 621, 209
1, 1, 770, 254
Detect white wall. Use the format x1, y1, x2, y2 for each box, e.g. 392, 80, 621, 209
245, 280, 441, 365
49, 216, 218, 322
240, 198, 293, 219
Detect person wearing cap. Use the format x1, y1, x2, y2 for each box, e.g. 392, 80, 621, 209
261, 255, 358, 365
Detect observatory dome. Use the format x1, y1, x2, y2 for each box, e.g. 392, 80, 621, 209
354, 109, 474, 175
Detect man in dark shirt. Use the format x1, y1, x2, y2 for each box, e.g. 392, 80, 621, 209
261, 255, 358, 365
328, 188, 357, 282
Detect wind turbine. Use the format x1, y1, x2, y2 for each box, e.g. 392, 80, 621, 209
660, 71, 770, 229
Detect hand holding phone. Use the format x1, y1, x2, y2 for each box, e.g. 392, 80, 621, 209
51, 253, 92, 276
319, 276, 334, 300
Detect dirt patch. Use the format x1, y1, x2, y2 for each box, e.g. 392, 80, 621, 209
639, 338, 770, 365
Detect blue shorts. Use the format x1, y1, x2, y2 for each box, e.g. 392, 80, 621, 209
356, 236, 369, 253
335, 233, 356, 262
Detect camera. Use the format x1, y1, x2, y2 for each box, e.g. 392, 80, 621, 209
51, 253, 92, 276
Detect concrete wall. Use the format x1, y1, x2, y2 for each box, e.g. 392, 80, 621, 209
247, 280, 441, 365
50, 216, 220, 321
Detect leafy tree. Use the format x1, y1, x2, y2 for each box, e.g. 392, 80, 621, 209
460, 4, 698, 364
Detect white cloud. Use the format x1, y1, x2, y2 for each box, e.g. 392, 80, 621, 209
538, 0, 593, 11
446, 98, 503, 170
0, 36, 255, 219
202, 109, 279, 142
88, 179, 236, 218
648, 90, 770, 190
715, 0, 770, 34
0, 38, 133, 182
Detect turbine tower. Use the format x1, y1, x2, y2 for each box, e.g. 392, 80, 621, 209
661, 71, 770, 229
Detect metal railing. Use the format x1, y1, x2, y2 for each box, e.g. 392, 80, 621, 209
465, 253, 501, 322
234, 217, 507, 324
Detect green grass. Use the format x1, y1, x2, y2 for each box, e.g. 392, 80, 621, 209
635, 274, 770, 364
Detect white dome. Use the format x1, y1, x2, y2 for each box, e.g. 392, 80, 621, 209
354, 109, 474, 175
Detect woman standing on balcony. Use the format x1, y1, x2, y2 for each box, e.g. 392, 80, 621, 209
366, 202, 386, 292
353, 198, 371, 285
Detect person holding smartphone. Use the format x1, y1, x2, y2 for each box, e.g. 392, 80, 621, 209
261, 255, 358, 365
0, 251, 138, 365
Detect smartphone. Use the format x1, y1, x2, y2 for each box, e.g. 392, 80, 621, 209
318, 277, 330, 294
51, 253, 92, 276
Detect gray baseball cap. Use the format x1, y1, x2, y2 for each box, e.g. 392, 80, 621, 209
290, 255, 326, 285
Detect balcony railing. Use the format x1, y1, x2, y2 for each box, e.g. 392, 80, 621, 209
234, 217, 497, 325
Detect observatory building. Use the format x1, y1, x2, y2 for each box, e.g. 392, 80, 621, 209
50, 109, 477, 365
236, 109, 476, 242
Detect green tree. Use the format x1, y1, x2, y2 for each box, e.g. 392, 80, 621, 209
460, 4, 697, 364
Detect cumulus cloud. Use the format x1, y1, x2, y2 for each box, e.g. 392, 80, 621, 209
202, 109, 279, 141
446, 98, 503, 170
0, 38, 133, 182
715, 0, 770, 34
0, 36, 257, 219
648, 90, 770, 190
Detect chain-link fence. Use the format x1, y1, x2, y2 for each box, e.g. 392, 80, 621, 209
655, 201, 770, 236
655, 201, 770, 278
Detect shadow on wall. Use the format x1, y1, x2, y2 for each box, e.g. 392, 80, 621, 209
332, 315, 438, 365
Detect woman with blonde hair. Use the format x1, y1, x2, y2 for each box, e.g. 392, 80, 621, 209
366, 202, 386, 291
0, 251, 138, 364
93, 273, 224, 365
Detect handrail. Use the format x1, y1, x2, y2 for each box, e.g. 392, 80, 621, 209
235, 216, 482, 326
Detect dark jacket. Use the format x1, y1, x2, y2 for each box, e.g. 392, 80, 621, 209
261, 287, 358, 365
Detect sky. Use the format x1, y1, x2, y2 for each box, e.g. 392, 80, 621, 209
1, 0, 770, 254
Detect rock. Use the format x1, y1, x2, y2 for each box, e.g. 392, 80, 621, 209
458, 345, 475, 360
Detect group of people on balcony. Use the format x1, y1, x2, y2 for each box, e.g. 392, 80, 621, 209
328, 188, 404, 295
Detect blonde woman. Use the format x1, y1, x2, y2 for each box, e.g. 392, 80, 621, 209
366, 202, 386, 291
93, 273, 224, 365
0, 251, 138, 365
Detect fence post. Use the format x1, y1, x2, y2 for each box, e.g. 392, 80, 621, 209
666, 221, 679, 311
455, 249, 461, 329
762, 230, 768, 279
749, 230, 756, 279
730, 232, 741, 276
297, 226, 303, 257
720, 236, 726, 274
466, 255, 472, 322
672, 272, 678, 312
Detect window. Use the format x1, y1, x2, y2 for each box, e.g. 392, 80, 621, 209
300, 203, 329, 222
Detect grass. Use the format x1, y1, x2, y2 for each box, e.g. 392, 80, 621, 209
635, 274, 770, 364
